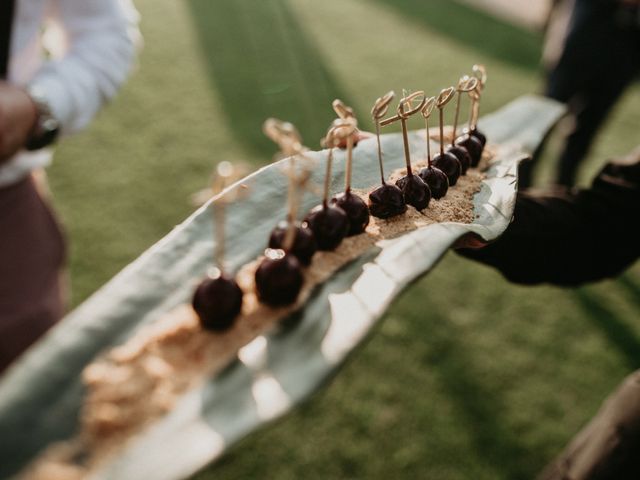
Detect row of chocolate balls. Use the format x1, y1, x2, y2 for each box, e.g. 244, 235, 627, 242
192, 86, 487, 331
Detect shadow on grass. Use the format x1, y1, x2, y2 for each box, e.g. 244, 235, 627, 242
617, 274, 640, 311
371, 0, 542, 71
575, 287, 640, 369
421, 307, 541, 479
186, 0, 353, 158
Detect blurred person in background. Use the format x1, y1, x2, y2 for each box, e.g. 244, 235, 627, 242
519, 0, 640, 187
0, 0, 140, 373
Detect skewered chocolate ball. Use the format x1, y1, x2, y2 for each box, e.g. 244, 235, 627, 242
432, 87, 462, 186
418, 165, 449, 199
455, 133, 483, 167
432, 151, 461, 186
329, 115, 370, 236
447, 76, 477, 176
419, 96, 450, 200
459, 66, 487, 166
446, 145, 471, 175
255, 249, 304, 306
331, 191, 369, 235
268, 221, 317, 266
377, 90, 429, 212
468, 65, 488, 149
304, 203, 350, 251
368, 91, 408, 219
192, 269, 243, 331
467, 127, 486, 147
368, 183, 407, 218
396, 174, 430, 210
303, 119, 352, 251
193, 161, 244, 332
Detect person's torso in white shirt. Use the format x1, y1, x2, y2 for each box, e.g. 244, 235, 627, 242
0, 0, 139, 188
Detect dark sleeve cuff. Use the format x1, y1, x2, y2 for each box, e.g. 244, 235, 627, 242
458, 159, 640, 286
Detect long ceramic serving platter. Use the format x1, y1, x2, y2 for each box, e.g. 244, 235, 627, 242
0, 95, 564, 480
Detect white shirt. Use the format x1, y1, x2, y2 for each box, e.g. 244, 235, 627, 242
0, 0, 140, 187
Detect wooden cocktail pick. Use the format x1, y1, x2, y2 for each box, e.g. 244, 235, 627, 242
431, 87, 462, 186
470, 64, 487, 141
380, 90, 431, 210
190, 162, 250, 207
367, 91, 407, 219
303, 121, 351, 251
255, 118, 309, 307
262, 118, 317, 266
192, 161, 244, 332
417, 96, 449, 199
447, 76, 479, 175
329, 116, 371, 235
331, 99, 373, 148
455, 65, 487, 166
469, 64, 488, 149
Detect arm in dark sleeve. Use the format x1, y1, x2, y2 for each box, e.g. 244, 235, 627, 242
458, 157, 640, 286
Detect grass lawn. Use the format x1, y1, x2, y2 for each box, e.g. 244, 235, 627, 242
47, 0, 640, 478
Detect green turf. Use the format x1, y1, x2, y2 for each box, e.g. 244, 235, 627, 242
46, 0, 640, 478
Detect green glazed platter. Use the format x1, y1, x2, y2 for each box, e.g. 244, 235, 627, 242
0, 95, 564, 480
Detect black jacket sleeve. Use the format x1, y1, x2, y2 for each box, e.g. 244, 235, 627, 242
458, 158, 640, 286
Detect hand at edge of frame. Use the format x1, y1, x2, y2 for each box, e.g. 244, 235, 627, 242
0, 81, 38, 165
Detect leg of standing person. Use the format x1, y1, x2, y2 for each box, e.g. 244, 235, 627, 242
0, 173, 66, 374
518, 0, 574, 188
548, 0, 640, 186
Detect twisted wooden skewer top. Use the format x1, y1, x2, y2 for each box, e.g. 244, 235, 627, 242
210, 161, 239, 269
436, 87, 456, 109
371, 91, 395, 121
332, 99, 356, 120
458, 76, 478, 94
420, 96, 437, 119
263, 118, 306, 157
327, 117, 357, 144
472, 64, 487, 90
380, 90, 425, 126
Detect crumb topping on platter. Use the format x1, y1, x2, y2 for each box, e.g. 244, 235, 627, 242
21, 146, 492, 479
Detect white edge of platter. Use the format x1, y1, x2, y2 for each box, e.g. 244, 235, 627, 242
0, 95, 565, 480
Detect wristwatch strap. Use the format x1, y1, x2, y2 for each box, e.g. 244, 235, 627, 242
25, 86, 61, 150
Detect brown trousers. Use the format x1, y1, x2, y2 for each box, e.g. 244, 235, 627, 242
0, 175, 65, 373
